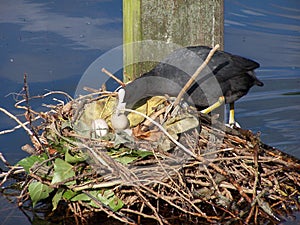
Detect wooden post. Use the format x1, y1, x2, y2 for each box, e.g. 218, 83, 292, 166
123, 0, 141, 82
123, 0, 224, 82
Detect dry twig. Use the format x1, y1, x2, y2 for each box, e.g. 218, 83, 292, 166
173, 44, 220, 107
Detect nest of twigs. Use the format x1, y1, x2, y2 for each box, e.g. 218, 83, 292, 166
1, 46, 299, 224
1, 78, 300, 225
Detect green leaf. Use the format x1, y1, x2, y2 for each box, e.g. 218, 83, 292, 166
101, 190, 123, 211
113, 149, 153, 165
67, 190, 124, 211
52, 188, 64, 211
65, 149, 87, 164
108, 195, 123, 211
90, 190, 123, 211
115, 155, 138, 165
133, 149, 153, 158
28, 181, 54, 207
16, 154, 47, 173
71, 193, 91, 202
62, 189, 77, 200
51, 158, 76, 186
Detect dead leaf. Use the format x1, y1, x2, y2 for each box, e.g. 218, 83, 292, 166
164, 113, 199, 134
132, 125, 162, 142
127, 96, 166, 127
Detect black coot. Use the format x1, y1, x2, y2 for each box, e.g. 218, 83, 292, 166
124, 46, 263, 112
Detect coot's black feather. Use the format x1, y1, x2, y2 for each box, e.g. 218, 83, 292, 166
124, 46, 263, 109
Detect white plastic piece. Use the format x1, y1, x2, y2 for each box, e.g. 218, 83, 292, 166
111, 88, 130, 131
91, 118, 109, 137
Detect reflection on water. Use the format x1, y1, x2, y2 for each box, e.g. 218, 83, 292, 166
0, 0, 122, 83
0, 0, 299, 224
225, 0, 300, 68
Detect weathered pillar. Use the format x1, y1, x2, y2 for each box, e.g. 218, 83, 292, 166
123, 0, 224, 82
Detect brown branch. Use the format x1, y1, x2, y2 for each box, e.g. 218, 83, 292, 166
101, 68, 126, 87
23, 74, 46, 153
121, 208, 159, 221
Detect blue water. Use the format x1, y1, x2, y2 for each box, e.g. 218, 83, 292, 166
0, 1, 299, 224
224, 1, 300, 156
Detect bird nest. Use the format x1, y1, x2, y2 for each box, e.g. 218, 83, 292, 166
0, 81, 300, 225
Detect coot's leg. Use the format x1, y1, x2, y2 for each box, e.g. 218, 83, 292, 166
229, 102, 235, 125
228, 102, 241, 128
200, 96, 225, 114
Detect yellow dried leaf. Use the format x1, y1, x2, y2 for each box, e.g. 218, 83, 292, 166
127, 96, 166, 127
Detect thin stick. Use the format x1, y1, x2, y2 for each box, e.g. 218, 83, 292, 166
23, 74, 46, 153
14, 90, 73, 110
0, 167, 25, 186
0, 116, 42, 135
83, 86, 102, 93
101, 68, 126, 87
0, 152, 11, 167
0, 107, 34, 136
203, 165, 220, 194
174, 44, 220, 107
23, 73, 33, 124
